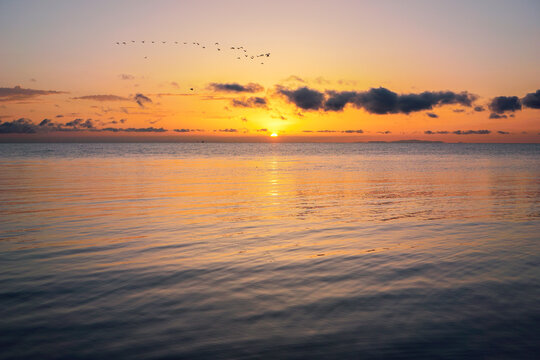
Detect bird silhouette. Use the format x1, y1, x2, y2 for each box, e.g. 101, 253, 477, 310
265, 53, 270, 57
190, 88, 194, 91
116, 42, 120, 45
142, 41, 145, 43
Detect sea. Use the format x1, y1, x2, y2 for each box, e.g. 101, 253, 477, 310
1, 143, 539, 359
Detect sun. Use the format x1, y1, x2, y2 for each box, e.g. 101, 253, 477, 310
270, 133, 278, 137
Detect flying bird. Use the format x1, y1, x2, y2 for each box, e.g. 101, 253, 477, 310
265, 53, 270, 57
190, 88, 194, 91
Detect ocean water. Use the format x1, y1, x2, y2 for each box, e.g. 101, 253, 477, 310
0, 143, 539, 359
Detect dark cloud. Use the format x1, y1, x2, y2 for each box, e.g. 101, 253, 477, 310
317, 130, 338, 133
474, 106, 485, 112
279, 86, 477, 114
55, 114, 64, 118
489, 96, 521, 114
100, 127, 166, 133
425, 130, 449, 134
0, 86, 64, 102
342, 129, 364, 133
377, 131, 391, 134
0, 118, 37, 133
73, 95, 129, 101
173, 128, 192, 132
218, 128, 238, 132
65, 118, 96, 129
489, 113, 507, 119
257, 128, 268, 132
134, 93, 152, 107
277, 86, 325, 110
522, 89, 540, 109
0, 118, 167, 134
497, 131, 510, 135
426, 112, 438, 118
453, 130, 491, 135
323, 91, 358, 111
209, 82, 264, 93
231, 96, 268, 108
453, 109, 465, 113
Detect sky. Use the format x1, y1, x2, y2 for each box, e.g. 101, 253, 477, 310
0, 0, 539, 142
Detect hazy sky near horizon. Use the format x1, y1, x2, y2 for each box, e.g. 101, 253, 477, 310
1, 0, 539, 142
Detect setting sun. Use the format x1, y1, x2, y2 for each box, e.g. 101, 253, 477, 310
270, 133, 278, 137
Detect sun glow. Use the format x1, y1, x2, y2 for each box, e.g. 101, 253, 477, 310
270, 133, 278, 137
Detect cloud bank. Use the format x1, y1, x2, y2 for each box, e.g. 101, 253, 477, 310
277, 86, 478, 114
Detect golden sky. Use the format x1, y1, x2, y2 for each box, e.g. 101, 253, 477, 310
1, 0, 539, 142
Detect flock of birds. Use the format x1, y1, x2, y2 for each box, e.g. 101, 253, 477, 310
114, 40, 271, 64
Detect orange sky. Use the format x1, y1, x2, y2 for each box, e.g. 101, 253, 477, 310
0, 0, 539, 142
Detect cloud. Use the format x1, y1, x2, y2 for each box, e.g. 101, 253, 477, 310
277, 86, 325, 110
474, 106, 485, 112
231, 96, 268, 108
424, 130, 449, 134
453, 130, 491, 135
278, 86, 477, 114
489, 96, 521, 114
257, 128, 268, 132
342, 129, 364, 133
218, 128, 238, 132
134, 93, 152, 107
489, 113, 507, 119
119, 74, 135, 80
377, 130, 391, 134
173, 129, 192, 132
497, 131, 510, 134
100, 127, 166, 132
0, 118, 37, 133
0, 118, 168, 134
0, 86, 64, 102
209, 82, 264, 93
522, 89, 540, 109
426, 112, 438, 118
453, 109, 465, 113
65, 118, 96, 129
73, 95, 129, 101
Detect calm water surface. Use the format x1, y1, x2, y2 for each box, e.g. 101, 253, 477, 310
1, 143, 539, 359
